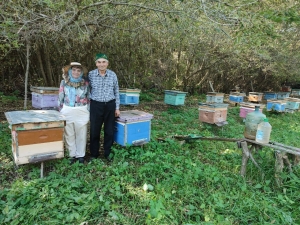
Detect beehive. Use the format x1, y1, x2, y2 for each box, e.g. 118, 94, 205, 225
285, 98, 300, 110
277, 92, 290, 100
114, 110, 153, 146
248, 92, 263, 102
229, 92, 245, 103
291, 89, 300, 96
30, 86, 59, 109
239, 102, 264, 119
164, 90, 188, 106
206, 92, 224, 103
198, 103, 228, 125
263, 92, 277, 100
119, 88, 141, 105
266, 100, 286, 112
5, 110, 66, 165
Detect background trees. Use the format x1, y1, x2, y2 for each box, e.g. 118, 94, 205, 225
1, 0, 299, 95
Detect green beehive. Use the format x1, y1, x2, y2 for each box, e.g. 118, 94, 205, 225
164, 90, 188, 106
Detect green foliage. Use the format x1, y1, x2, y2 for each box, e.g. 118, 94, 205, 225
1, 96, 300, 224
0, 91, 20, 103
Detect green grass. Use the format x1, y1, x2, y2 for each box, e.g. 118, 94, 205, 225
1, 96, 300, 224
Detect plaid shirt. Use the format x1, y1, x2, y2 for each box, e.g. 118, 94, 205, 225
88, 69, 120, 109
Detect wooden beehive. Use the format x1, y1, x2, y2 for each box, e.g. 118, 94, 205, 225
198, 103, 228, 125
30, 86, 59, 109
248, 92, 263, 102
5, 110, 66, 165
281, 86, 291, 92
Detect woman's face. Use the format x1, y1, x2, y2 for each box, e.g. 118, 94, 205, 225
71, 66, 82, 79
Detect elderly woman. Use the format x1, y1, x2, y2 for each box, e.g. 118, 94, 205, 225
58, 62, 90, 164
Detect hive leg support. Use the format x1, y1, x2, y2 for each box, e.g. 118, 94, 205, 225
293, 155, 300, 166
282, 153, 293, 173
240, 141, 250, 177
240, 142, 263, 177
41, 162, 44, 178
275, 152, 284, 187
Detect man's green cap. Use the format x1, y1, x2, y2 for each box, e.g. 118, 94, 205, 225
95, 53, 108, 61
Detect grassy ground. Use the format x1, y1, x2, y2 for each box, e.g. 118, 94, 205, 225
0, 92, 300, 225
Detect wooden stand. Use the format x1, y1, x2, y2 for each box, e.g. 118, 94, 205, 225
238, 139, 300, 186
169, 135, 300, 186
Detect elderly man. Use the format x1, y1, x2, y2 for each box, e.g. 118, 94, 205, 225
88, 53, 120, 162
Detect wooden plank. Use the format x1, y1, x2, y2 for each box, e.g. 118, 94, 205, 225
17, 141, 63, 157
12, 121, 65, 131
17, 128, 64, 145
15, 151, 64, 165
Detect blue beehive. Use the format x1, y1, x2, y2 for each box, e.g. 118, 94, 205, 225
206, 92, 224, 103
267, 100, 286, 112
119, 89, 141, 105
114, 110, 153, 146
291, 89, 300, 96
277, 92, 290, 100
263, 92, 277, 100
285, 98, 300, 110
229, 95, 244, 103
164, 90, 188, 106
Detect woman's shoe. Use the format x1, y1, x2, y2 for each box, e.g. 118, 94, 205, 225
77, 157, 85, 164
69, 157, 77, 165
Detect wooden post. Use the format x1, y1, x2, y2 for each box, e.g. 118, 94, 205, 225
209, 81, 215, 92
240, 141, 249, 177
275, 152, 284, 187
41, 162, 44, 178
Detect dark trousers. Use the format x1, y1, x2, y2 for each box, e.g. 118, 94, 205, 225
90, 99, 116, 158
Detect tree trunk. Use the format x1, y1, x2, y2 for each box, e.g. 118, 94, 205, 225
36, 45, 48, 86
24, 41, 30, 109
44, 44, 54, 86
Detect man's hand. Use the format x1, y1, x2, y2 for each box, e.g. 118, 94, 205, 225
115, 109, 120, 117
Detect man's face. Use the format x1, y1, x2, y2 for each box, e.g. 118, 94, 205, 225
71, 66, 82, 79
96, 59, 108, 72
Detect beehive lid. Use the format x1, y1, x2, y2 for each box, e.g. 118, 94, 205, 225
277, 92, 290, 94
229, 92, 246, 96
239, 102, 265, 109
116, 110, 153, 122
267, 100, 286, 104
5, 110, 65, 125
164, 90, 188, 94
198, 102, 229, 109
285, 97, 300, 102
249, 92, 263, 95
119, 88, 141, 94
30, 86, 59, 94
206, 92, 224, 96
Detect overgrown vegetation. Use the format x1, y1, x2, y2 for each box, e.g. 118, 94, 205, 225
1, 1, 300, 96
1, 93, 300, 224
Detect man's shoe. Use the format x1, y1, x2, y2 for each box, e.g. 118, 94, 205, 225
88, 156, 98, 163
106, 156, 113, 162
77, 157, 85, 164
